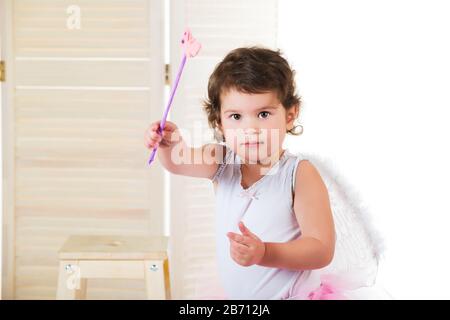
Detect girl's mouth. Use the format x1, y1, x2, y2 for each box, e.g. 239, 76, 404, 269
242, 141, 263, 147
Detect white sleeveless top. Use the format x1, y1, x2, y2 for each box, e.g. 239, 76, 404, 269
211, 144, 311, 299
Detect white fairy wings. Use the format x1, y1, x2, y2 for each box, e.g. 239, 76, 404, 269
303, 152, 385, 288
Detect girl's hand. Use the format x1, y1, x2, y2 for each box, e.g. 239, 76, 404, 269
144, 120, 179, 150
227, 221, 266, 267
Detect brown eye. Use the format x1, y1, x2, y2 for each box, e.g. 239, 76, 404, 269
231, 114, 241, 120
259, 111, 270, 119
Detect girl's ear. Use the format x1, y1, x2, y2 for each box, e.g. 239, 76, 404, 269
286, 104, 300, 129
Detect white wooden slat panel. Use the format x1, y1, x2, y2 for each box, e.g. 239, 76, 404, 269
16, 61, 152, 87
16, 90, 151, 121
169, 0, 278, 299
8, 0, 165, 299
15, 0, 151, 57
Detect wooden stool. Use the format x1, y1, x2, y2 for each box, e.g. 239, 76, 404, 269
56, 235, 171, 300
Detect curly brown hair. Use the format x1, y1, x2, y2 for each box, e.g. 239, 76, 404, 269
202, 46, 303, 142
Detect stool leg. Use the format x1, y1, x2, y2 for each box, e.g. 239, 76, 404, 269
144, 260, 170, 300
56, 260, 85, 299
163, 259, 171, 300
77, 279, 88, 300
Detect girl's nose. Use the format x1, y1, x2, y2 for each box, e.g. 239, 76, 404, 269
243, 127, 261, 135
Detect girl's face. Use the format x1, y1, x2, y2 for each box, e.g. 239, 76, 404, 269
219, 88, 298, 165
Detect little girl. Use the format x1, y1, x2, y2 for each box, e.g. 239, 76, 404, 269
145, 47, 348, 300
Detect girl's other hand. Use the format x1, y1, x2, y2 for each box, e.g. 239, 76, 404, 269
226, 221, 266, 267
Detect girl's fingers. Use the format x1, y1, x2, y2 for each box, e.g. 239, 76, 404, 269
147, 122, 176, 137
152, 121, 177, 133
145, 121, 177, 149
232, 242, 248, 255
145, 141, 154, 149
150, 131, 162, 140
148, 141, 159, 149
232, 239, 249, 251
145, 135, 159, 148
145, 129, 157, 141
150, 141, 159, 148
150, 127, 173, 139
150, 135, 165, 146
227, 232, 250, 247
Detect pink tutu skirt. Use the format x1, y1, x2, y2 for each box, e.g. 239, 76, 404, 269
282, 272, 356, 300
194, 271, 392, 300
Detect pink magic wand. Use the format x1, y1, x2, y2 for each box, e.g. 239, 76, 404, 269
148, 28, 202, 165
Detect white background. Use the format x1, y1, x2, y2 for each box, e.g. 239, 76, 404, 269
279, 0, 450, 299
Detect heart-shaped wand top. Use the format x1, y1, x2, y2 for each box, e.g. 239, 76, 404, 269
181, 28, 202, 57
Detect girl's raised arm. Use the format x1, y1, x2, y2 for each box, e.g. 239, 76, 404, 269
145, 121, 225, 179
